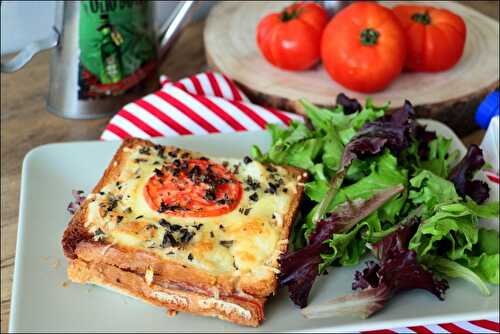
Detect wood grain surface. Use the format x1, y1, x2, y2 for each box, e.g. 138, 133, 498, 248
205, 1, 499, 136
0, 3, 497, 331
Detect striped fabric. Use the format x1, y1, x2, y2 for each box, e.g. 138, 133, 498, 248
485, 169, 500, 184
101, 72, 302, 140
362, 319, 500, 334
101, 72, 499, 334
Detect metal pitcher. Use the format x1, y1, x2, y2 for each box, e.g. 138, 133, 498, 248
1, 1, 195, 119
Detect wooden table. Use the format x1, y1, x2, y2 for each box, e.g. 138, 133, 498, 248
1, 3, 497, 331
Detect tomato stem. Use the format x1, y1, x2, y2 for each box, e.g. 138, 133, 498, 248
360, 28, 380, 46
412, 11, 432, 25
281, 8, 300, 22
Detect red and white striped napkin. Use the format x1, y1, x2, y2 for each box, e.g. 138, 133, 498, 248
101, 72, 499, 334
101, 72, 302, 140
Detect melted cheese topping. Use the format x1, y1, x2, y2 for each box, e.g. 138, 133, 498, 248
85, 144, 300, 277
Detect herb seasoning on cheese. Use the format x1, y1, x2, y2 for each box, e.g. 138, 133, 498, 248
85, 143, 302, 275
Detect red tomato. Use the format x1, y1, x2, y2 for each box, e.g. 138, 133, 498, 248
321, 2, 406, 93
256, 2, 328, 71
144, 159, 242, 217
393, 5, 466, 72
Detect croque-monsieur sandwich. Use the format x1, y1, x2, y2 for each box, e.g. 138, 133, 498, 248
62, 138, 305, 326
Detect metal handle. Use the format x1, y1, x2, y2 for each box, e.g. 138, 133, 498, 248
1, 27, 59, 73
157, 1, 196, 61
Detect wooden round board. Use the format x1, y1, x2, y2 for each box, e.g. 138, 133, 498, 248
204, 1, 499, 136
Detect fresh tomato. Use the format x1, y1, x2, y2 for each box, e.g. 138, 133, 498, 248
393, 5, 466, 72
321, 2, 406, 93
256, 2, 328, 71
144, 159, 242, 217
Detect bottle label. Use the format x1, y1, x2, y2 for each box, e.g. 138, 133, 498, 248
78, 0, 157, 100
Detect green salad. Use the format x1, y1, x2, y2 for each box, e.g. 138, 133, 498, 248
252, 94, 499, 318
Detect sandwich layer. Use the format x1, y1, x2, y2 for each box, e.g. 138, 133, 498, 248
68, 259, 264, 326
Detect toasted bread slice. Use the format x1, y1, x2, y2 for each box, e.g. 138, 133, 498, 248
62, 138, 305, 326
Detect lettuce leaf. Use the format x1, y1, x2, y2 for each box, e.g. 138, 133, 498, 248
332, 152, 408, 224
420, 136, 459, 178
321, 129, 344, 173
320, 213, 382, 270
449, 145, 490, 204
410, 212, 478, 260
476, 254, 499, 284
408, 170, 460, 210
478, 228, 500, 254
286, 138, 323, 171
320, 222, 367, 270
336, 92, 362, 114
423, 256, 490, 296
409, 201, 498, 257
469, 228, 500, 284
409, 201, 499, 293
305, 151, 408, 231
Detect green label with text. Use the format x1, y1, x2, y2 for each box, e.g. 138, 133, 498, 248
78, 0, 157, 99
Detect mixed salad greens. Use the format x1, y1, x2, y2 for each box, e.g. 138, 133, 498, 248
252, 94, 499, 318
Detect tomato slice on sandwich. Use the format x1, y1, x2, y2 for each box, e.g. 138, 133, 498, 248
144, 159, 242, 217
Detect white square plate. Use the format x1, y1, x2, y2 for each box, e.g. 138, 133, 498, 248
9, 120, 499, 332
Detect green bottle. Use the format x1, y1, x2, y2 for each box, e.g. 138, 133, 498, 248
97, 14, 123, 84
78, 1, 157, 99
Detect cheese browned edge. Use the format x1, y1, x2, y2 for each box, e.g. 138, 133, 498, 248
62, 138, 305, 327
